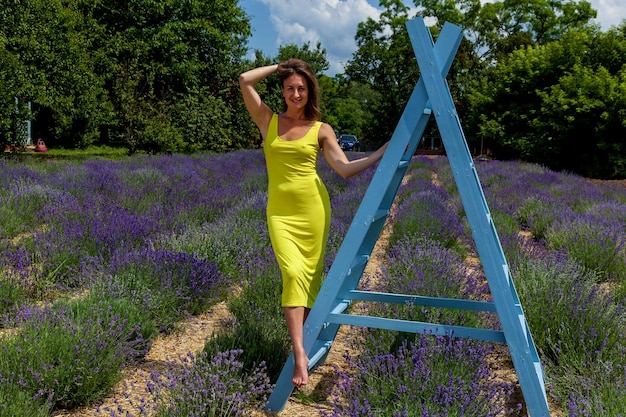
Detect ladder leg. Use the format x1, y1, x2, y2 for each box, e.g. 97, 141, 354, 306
264, 352, 295, 411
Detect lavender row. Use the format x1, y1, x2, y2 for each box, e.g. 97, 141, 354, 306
0, 151, 273, 414
438, 158, 626, 415
70, 150, 376, 416
2, 151, 624, 415
326, 157, 513, 416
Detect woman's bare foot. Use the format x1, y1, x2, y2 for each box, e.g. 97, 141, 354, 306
292, 352, 309, 387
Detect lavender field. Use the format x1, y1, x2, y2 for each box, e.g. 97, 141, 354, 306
0, 150, 625, 416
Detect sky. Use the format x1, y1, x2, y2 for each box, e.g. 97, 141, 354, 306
240, 0, 626, 75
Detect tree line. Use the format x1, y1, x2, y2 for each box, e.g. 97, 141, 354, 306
1, 0, 625, 178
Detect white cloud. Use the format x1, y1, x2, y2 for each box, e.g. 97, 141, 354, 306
260, 0, 382, 74
256, 0, 625, 75
591, 0, 626, 30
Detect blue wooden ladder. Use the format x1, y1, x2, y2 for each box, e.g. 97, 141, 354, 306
265, 17, 551, 417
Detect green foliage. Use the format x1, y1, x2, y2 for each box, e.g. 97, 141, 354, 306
1, 0, 624, 176
151, 350, 272, 417
344, 0, 418, 148
168, 90, 238, 152
91, 260, 223, 333
0, 275, 29, 316
0, 386, 51, 417
207, 269, 291, 383
467, 27, 626, 178
0, 0, 251, 153
324, 80, 376, 143
514, 196, 559, 240
544, 212, 626, 282
0, 44, 32, 149
516, 257, 624, 367
514, 256, 626, 410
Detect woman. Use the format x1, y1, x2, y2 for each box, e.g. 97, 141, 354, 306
239, 59, 388, 387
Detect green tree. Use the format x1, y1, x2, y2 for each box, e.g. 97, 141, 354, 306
344, 0, 418, 148
0, 40, 31, 149
0, 0, 110, 148
0, 0, 251, 153
84, 0, 251, 153
325, 80, 379, 147
418, 0, 596, 61
468, 26, 626, 178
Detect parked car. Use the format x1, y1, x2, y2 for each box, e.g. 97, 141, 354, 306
338, 134, 361, 151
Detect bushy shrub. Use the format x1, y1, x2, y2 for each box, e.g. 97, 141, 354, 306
515, 254, 625, 367
380, 236, 488, 329
564, 361, 626, 416
151, 350, 272, 417
0, 273, 29, 316
544, 211, 626, 283
94, 248, 226, 332
391, 189, 465, 251
513, 254, 626, 410
0, 296, 155, 411
96, 350, 273, 417
514, 195, 565, 240
208, 269, 290, 383
325, 335, 511, 417
158, 197, 272, 283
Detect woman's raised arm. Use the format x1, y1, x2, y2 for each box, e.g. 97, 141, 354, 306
239, 64, 278, 135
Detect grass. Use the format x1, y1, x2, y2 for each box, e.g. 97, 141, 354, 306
22, 145, 130, 160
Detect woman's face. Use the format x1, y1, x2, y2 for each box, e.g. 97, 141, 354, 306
282, 73, 308, 111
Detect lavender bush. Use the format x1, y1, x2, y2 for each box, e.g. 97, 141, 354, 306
391, 161, 466, 253
91, 248, 226, 332
208, 268, 290, 382
150, 350, 272, 417
95, 350, 273, 417
544, 211, 626, 283
157, 192, 272, 283
326, 335, 511, 417
513, 254, 626, 404
155, 350, 271, 417
380, 236, 488, 329
475, 159, 626, 414
0, 271, 29, 315
2, 151, 626, 415
0, 383, 51, 417
0, 151, 269, 414
0, 295, 154, 413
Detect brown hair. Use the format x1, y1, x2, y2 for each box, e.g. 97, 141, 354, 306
277, 59, 321, 121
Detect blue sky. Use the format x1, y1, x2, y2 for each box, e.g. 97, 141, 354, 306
240, 0, 626, 75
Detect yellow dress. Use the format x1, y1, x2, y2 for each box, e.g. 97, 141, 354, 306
263, 114, 331, 308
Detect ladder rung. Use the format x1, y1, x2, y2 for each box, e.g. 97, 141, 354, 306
345, 290, 497, 312
398, 160, 410, 169
330, 300, 350, 315
373, 208, 389, 222
327, 313, 506, 343
308, 339, 333, 369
